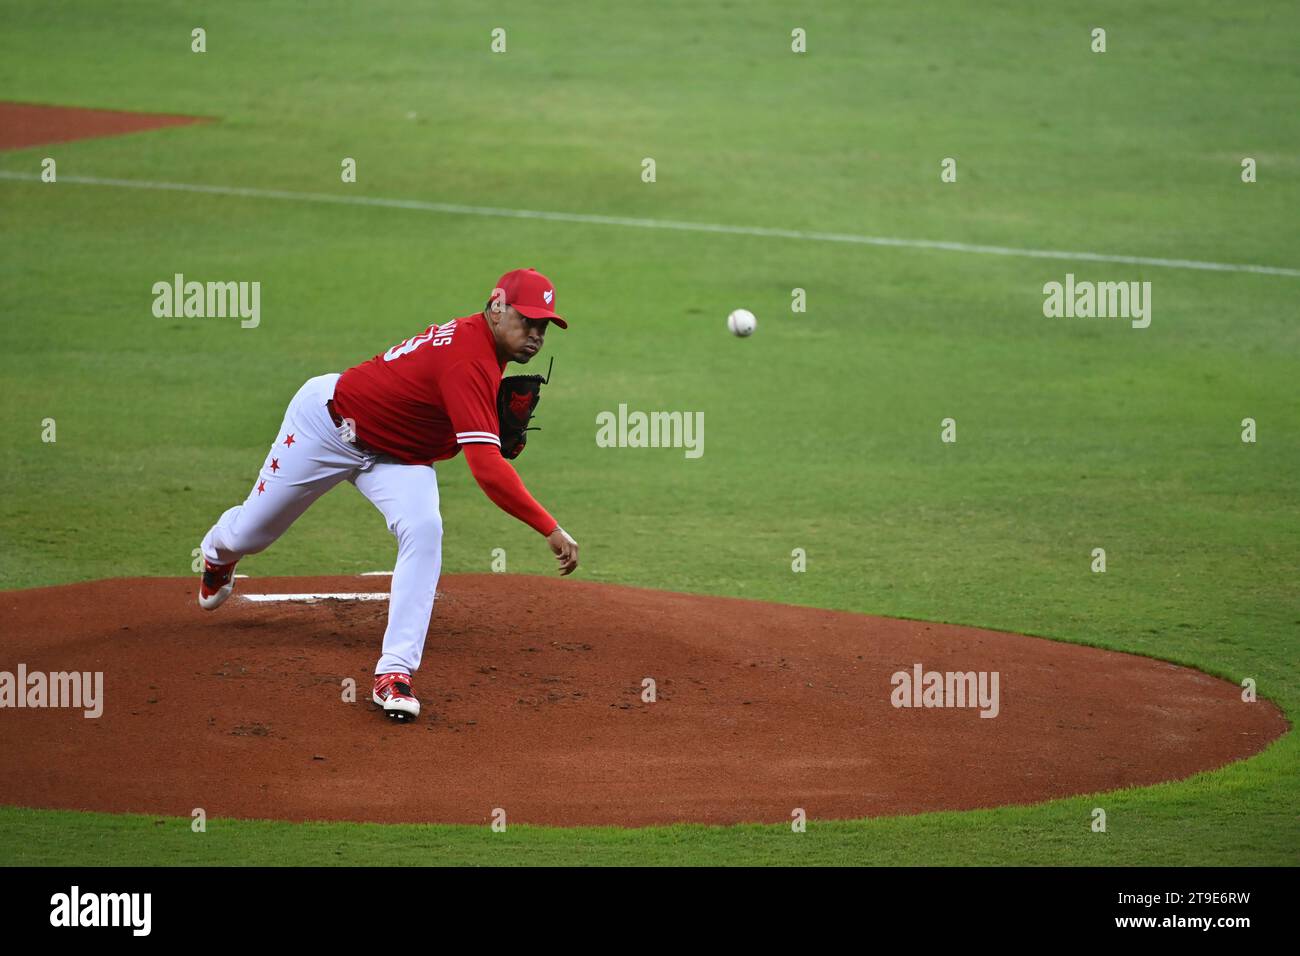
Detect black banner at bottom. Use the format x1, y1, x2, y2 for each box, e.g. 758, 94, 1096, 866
0, 866, 1285, 941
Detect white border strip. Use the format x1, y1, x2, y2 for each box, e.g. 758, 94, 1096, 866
2, 170, 1296, 277
241, 592, 390, 603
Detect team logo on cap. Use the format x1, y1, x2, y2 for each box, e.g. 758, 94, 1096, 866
543, 289, 553, 304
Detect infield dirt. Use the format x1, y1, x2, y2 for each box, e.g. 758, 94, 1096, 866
0, 101, 206, 150
0, 574, 1285, 827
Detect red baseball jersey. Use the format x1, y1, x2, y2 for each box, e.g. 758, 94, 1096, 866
331, 312, 504, 465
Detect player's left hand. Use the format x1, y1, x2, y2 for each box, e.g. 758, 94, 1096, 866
547, 526, 579, 575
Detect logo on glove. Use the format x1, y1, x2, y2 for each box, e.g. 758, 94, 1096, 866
509, 391, 533, 421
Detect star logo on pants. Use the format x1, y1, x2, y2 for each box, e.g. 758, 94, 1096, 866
269, 458, 280, 473
283, 434, 296, 447
257, 480, 267, 495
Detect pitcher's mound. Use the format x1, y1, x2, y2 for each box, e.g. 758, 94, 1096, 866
0, 574, 1284, 826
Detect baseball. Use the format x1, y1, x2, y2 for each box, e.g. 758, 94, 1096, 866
727, 308, 757, 337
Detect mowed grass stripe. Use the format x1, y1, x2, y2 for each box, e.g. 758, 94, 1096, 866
3, 170, 1298, 277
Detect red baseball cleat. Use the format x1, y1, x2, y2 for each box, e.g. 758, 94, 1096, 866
198, 559, 238, 610
373, 672, 420, 720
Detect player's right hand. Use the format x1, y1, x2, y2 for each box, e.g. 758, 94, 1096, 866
547, 526, 579, 576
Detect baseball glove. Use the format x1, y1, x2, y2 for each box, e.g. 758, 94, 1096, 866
496, 357, 553, 460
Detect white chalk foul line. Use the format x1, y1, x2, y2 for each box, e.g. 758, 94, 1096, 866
242, 593, 389, 603
1, 169, 1296, 277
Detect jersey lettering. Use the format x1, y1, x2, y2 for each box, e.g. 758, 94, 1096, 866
383, 320, 458, 362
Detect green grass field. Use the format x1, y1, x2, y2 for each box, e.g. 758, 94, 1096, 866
1, 0, 1297, 865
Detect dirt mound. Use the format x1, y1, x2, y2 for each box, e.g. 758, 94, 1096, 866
0, 101, 206, 150
0, 575, 1285, 826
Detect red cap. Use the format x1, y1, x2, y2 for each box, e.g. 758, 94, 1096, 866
491, 268, 566, 328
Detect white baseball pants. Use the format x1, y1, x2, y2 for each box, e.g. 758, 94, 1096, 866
200, 373, 442, 676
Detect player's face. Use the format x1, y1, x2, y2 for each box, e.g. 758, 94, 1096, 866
496, 305, 548, 363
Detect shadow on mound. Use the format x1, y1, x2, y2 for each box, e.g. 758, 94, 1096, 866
0, 574, 1285, 826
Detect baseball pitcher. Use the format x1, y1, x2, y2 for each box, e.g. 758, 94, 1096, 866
196, 268, 579, 720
